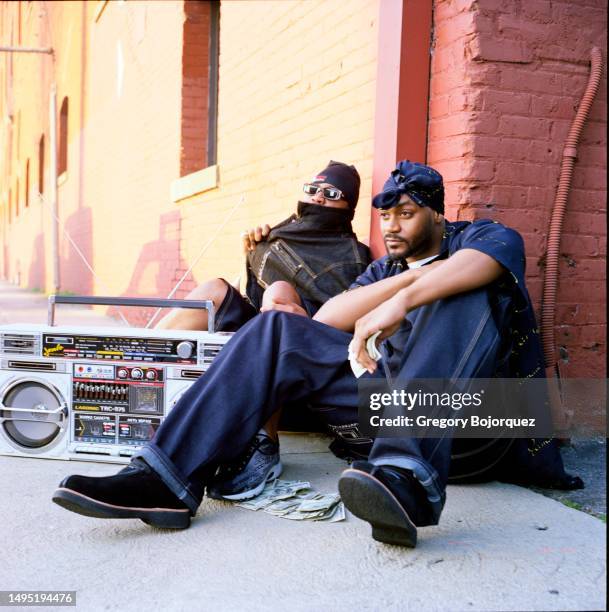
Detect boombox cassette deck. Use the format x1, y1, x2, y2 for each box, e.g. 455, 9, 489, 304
0, 296, 232, 464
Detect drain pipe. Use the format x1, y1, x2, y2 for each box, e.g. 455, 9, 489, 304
541, 47, 603, 381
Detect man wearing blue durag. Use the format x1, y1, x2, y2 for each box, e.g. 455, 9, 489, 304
52, 161, 580, 547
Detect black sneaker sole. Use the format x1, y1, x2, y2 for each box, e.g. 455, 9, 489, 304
338, 468, 417, 547
52, 488, 191, 529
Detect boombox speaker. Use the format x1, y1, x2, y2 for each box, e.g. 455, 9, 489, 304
0, 295, 232, 464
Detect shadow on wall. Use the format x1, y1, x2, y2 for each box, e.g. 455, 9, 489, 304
112, 210, 196, 327
2, 244, 8, 280
59, 206, 93, 296
27, 233, 46, 290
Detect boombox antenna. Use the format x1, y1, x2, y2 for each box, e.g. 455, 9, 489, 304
35, 189, 246, 329
36, 190, 131, 326
144, 194, 246, 329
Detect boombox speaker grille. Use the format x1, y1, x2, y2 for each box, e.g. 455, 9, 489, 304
1, 381, 64, 449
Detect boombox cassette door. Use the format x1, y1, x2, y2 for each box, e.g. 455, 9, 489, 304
0, 374, 70, 457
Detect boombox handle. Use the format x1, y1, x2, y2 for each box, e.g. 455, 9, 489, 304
47, 296, 216, 332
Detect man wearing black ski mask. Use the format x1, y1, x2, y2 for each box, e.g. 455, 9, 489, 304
157, 160, 370, 330
244, 160, 371, 320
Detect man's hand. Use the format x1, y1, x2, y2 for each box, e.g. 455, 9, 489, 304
260, 296, 309, 317
348, 249, 506, 374
242, 224, 271, 254
349, 290, 409, 374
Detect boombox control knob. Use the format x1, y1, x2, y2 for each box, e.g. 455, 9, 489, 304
145, 370, 157, 381
117, 368, 128, 379
131, 368, 144, 380
176, 341, 194, 359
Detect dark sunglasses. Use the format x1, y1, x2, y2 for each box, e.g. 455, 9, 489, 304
303, 183, 344, 201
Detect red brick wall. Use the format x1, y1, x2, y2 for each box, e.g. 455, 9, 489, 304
428, 0, 607, 378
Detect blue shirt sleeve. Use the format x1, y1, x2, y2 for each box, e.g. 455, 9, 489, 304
452, 219, 527, 298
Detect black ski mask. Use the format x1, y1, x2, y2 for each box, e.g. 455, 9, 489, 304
296, 201, 355, 230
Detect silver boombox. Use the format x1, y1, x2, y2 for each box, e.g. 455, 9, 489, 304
0, 296, 232, 464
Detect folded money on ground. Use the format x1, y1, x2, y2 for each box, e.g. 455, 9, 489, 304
236, 479, 345, 522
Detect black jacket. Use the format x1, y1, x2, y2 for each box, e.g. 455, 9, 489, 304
245, 203, 371, 311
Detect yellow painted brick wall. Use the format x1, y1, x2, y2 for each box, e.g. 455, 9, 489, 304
80, 1, 184, 298
1, 1, 185, 296
1, 0, 378, 309
177, 0, 378, 292
0, 0, 63, 288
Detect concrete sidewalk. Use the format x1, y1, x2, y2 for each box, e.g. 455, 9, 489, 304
0, 281, 606, 611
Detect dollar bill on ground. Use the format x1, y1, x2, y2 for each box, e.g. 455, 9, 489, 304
298, 493, 340, 512
235, 480, 311, 511
236, 479, 345, 522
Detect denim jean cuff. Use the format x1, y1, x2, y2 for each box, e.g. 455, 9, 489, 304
136, 445, 201, 515
371, 455, 446, 523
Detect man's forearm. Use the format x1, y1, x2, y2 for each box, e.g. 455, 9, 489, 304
394, 249, 504, 315
314, 268, 423, 331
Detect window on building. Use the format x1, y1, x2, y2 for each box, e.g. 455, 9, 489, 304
38, 134, 45, 197
15, 179, 19, 217
58, 97, 68, 176
179, 0, 219, 176
25, 159, 30, 208
207, 0, 219, 167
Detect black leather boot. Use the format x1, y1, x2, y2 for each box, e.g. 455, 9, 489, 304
338, 460, 441, 547
52, 459, 192, 529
